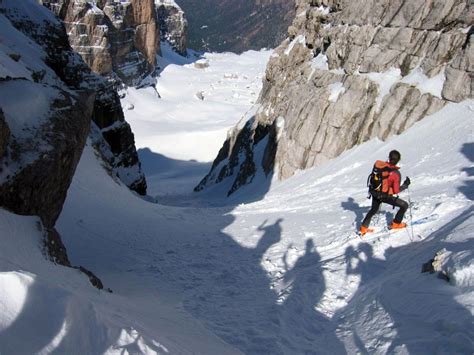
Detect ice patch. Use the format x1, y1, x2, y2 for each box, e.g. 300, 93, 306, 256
285, 35, 306, 56
365, 68, 402, 110
328, 82, 345, 102
316, 6, 330, 15
401, 66, 446, 98
86, 3, 104, 15
275, 116, 285, 141
310, 53, 329, 71
297, 11, 307, 17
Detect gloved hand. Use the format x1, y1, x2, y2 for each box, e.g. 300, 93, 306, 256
403, 177, 411, 186
400, 176, 410, 191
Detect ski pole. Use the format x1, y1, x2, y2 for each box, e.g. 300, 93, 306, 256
406, 187, 415, 241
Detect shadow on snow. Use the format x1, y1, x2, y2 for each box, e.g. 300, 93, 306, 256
338, 206, 474, 354
459, 142, 474, 201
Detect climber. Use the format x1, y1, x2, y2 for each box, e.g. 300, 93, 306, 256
360, 150, 411, 236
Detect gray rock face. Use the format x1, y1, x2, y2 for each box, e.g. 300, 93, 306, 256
44, 0, 160, 86
156, 0, 188, 56
197, 0, 473, 195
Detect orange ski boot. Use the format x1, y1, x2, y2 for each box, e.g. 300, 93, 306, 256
391, 222, 407, 230
359, 226, 374, 236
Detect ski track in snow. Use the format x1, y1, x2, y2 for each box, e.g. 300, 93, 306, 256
1, 45, 473, 354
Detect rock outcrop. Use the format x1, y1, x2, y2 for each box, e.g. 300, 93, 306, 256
156, 0, 188, 55
93, 85, 147, 195
43, 0, 160, 85
196, 0, 473, 195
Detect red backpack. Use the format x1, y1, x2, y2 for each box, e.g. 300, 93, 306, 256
367, 160, 394, 194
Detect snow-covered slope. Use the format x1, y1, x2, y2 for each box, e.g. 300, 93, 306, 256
122, 46, 272, 162
2, 96, 471, 353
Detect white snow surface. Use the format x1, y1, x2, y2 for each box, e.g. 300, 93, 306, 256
365, 68, 402, 110
1, 47, 474, 354
401, 66, 446, 98
122, 45, 271, 162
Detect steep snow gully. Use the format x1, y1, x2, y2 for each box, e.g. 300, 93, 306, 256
1, 51, 473, 354
63, 100, 473, 354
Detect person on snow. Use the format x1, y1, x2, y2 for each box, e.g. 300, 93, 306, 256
360, 150, 411, 236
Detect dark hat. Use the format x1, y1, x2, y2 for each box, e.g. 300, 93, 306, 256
389, 150, 401, 164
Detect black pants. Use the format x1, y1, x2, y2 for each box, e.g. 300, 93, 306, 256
361, 192, 408, 227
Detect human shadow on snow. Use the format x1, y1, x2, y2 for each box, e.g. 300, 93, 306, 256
341, 196, 395, 229
178, 216, 345, 354
341, 197, 369, 228
280, 239, 346, 354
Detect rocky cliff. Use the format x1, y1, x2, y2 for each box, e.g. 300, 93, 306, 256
43, 0, 159, 86
196, 0, 473, 195
41, 0, 148, 195
0, 0, 144, 277
156, 0, 188, 55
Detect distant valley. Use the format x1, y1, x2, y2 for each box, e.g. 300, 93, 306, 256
176, 0, 295, 52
